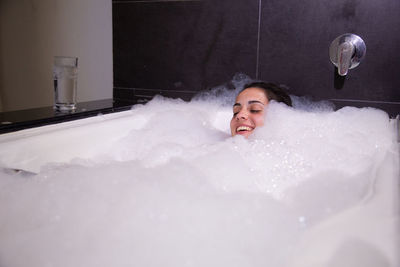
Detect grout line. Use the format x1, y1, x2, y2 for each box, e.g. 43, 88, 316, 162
113, 0, 201, 3
132, 95, 155, 98
255, 0, 262, 80
114, 87, 198, 93
330, 99, 400, 105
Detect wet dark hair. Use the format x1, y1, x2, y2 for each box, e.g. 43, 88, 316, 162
242, 82, 292, 107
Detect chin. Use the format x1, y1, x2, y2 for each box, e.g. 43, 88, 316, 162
236, 131, 252, 138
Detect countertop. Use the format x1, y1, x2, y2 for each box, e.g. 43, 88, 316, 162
0, 99, 139, 134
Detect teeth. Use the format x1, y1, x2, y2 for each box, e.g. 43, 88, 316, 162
236, 126, 252, 132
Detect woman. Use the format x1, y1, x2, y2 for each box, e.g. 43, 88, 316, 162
230, 82, 292, 138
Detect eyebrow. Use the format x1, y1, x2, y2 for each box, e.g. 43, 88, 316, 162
248, 100, 265, 105
233, 100, 265, 107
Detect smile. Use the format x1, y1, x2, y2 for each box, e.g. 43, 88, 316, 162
236, 126, 254, 132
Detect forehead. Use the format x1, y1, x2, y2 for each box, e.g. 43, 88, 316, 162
235, 87, 268, 104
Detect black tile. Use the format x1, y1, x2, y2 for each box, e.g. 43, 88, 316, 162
114, 87, 136, 100
113, 87, 198, 102
258, 0, 400, 105
136, 88, 197, 101
330, 99, 400, 118
113, 0, 200, 2
113, 0, 259, 92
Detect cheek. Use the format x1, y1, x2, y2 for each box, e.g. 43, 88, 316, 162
230, 118, 236, 135
230, 118, 235, 129
253, 114, 265, 127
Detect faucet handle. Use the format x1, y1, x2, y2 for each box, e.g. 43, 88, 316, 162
329, 33, 366, 76
337, 41, 355, 76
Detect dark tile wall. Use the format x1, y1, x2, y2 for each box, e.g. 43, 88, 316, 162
113, 0, 259, 99
258, 0, 400, 103
113, 0, 400, 117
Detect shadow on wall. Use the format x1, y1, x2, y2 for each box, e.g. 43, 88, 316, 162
333, 67, 346, 90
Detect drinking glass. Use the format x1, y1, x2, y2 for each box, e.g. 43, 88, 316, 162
53, 56, 78, 111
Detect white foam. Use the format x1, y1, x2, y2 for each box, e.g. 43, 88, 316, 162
0, 89, 398, 267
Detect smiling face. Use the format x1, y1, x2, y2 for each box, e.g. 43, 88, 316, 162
230, 87, 269, 138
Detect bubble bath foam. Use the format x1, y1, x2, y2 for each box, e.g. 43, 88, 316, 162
0, 96, 398, 267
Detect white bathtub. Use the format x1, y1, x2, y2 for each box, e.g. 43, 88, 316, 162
0, 102, 399, 267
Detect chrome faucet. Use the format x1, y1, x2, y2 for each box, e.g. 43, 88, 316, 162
329, 33, 366, 76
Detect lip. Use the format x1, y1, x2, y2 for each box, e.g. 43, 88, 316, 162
236, 124, 254, 134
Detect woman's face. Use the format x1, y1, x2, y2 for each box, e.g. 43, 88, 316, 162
230, 87, 269, 138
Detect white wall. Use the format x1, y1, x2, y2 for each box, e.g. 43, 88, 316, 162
0, 0, 113, 112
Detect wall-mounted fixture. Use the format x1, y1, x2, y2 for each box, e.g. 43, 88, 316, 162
329, 33, 366, 76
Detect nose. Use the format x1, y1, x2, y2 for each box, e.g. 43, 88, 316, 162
236, 109, 249, 120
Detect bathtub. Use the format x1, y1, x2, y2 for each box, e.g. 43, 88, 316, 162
0, 98, 399, 267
